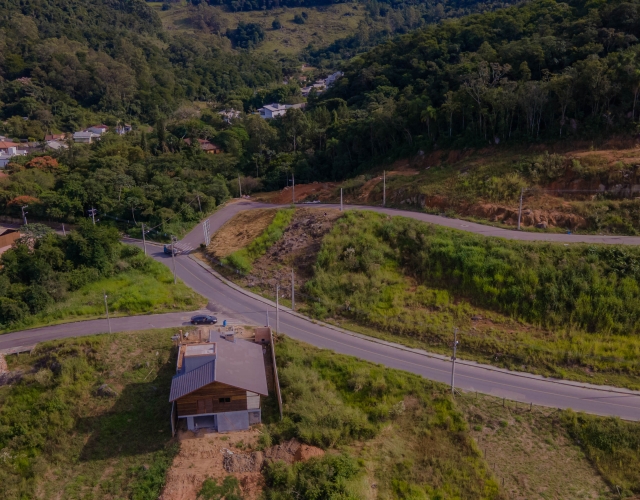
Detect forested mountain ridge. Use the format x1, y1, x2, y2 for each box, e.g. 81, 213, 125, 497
0, 0, 281, 129
303, 0, 640, 179
0, 0, 162, 41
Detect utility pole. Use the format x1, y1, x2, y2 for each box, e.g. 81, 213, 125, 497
266, 310, 269, 327
238, 175, 242, 198
21, 205, 28, 225
383, 170, 386, 207
340, 188, 343, 211
88, 207, 97, 225
196, 195, 202, 213
170, 235, 177, 284
141, 223, 147, 255
62, 223, 66, 236
276, 283, 280, 333
517, 188, 524, 230
451, 328, 459, 394
291, 269, 295, 311
103, 290, 112, 334
292, 173, 295, 204
203, 219, 210, 246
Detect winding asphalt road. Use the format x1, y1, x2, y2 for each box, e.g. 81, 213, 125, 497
2, 201, 640, 420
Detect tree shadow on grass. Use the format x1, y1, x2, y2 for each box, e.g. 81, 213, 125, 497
77, 356, 176, 462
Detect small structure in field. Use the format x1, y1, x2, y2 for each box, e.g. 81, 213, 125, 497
170, 329, 269, 434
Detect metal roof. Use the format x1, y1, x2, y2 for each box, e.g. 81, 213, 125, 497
169, 360, 216, 402
169, 340, 269, 402
215, 340, 268, 396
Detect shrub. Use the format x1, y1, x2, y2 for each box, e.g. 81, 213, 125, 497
263, 454, 360, 500
197, 475, 243, 500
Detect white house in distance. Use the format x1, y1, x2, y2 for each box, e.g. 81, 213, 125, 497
0, 146, 28, 168
301, 71, 343, 97
87, 124, 109, 135
258, 103, 306, 119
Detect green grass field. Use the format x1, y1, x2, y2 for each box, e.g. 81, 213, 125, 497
1, 257, 205, 334
0, 329, 179, 499
1, 329, 635, 498
153, 1, 367, 58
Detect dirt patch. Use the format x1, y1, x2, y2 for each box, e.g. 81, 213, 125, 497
160, 429, 263, 500
0, 354, 7, 373
207, 209, 277, 258
161, 434, 324, 500
468, 203, 588, 230
243, 208, 342, 293
252, 181, 338, 204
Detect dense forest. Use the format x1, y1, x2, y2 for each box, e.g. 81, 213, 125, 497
0, 0, 281, 127
5, 0, 640, 229
300, 0, 640, 178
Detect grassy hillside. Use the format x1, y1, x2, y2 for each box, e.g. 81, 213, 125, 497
155, 3, 368, 59
3, 329, 633, 498
0, 223, 205, 332
203, 207, 640, 388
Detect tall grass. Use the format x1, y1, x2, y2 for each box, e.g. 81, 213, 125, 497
0, 330, 179, 499
563, 411, 640, 496
262, 336, 501, 499
2, 250, 205, 333
305, 211, 640, 382
223, 209, 294, 273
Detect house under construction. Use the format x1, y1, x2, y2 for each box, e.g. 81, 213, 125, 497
169, 327, 271, 434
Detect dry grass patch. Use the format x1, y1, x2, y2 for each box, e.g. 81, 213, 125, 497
458, 394, 612, 500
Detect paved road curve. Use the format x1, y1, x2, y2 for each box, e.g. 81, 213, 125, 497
181, 200, 640, 248
4, 201, 640, 419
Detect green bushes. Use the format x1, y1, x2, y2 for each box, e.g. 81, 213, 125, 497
303, 211, 640, 384
312, 211, 640, 335
263, 454, 360, 500
197, 476, 243, 500
0, 224, 205, 331
223, 209, 294, 273
263, 337, 499, 499
563, 411, 640, 495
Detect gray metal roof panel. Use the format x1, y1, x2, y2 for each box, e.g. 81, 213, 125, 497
169, 360, 216, 402
215, 340, 269, 396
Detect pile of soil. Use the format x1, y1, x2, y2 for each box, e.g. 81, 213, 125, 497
160, 429, 264, 500
208, 209, 277, 258
223, 439, 325, 474
244, 208, 342, 294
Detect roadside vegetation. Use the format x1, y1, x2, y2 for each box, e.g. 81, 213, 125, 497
302, 210, 640, 387
222, 209, 294, 273
1, 328, 634, 498
261, 335, 502, 499
0, 223, 205, 333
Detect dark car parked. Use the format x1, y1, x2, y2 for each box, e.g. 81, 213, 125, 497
190, 314, 218, 325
